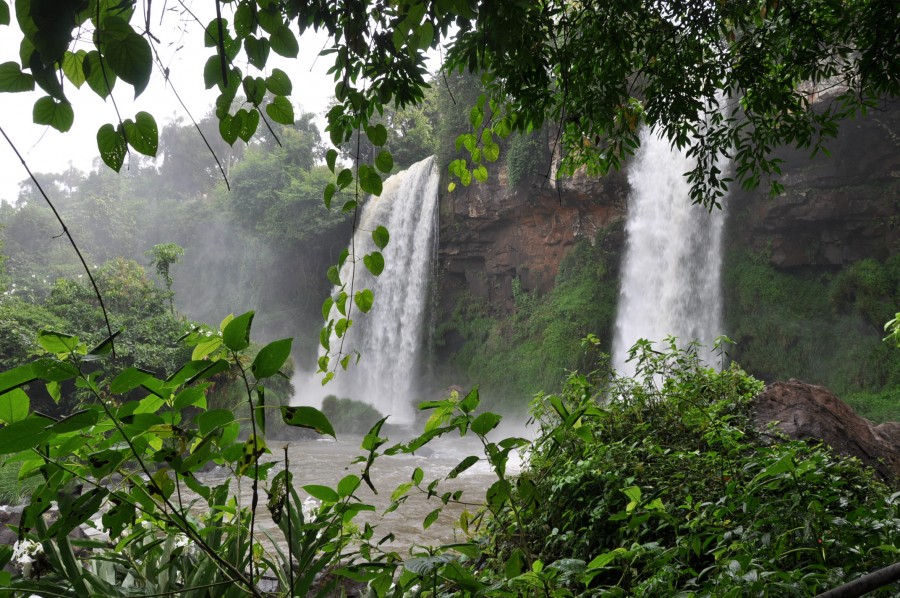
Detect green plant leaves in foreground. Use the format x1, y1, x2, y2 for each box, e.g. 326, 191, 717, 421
251, 338, 293, 379
281, 405, 336, 438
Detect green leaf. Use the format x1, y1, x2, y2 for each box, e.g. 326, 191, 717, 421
423, 508, 441, 529
48, 408, 99, 434
372, 225, 390, 250
270, 25, 299, 57
337, 474, 360, 497
0, 415, 52, 454
110, 367, 154, 394
354, 289, 374, 313
243, 75, 266, 106
473, 165, 488, 182
326, 149, 338, 173
363, 252, 385, 276
219, 113, 238, 145
459, 387, 479, 413
281, 406, 336, 438
304, 484, 339, 503
337, 168, 353, 189
173, 385, 208, 411
60, 50, 86, 88
324, 182, 336, 209
335, 317, 351, 338
0, 389, 28, 424
358, 164, 383, 196
236, 108, 259, 142
102, 497, 135, 539
419, 21, 435, 50
97, 123, 127, 172
412, 467, 424, 485
471, 412, 502, 436
321, 297, 334, 320
266, 95, 294, 125
375, 150, 393, 173
265, 68, 292, 95
122, 111, 158, 156
483, 142, 500, 162
251, 338, 293, 379
198, 409, 235, 437
0, 61, 34, 92
244, 35, 270, 69
203, 55, 224, 90
0, 0, 8, 26
33, 97, 74, 133
448, 455, 479, 479
365, 123, 388, 146
81, 51, 116, 98
223, 311, 254, 351
326, 265, 341, 286
101, 17, 152, 97
37, 330, 80, 354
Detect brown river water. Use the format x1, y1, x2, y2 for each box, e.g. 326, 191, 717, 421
195, 433, 523, 554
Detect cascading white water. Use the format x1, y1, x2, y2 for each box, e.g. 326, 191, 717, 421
320, 156, 440, 424
611, 128, 726, 376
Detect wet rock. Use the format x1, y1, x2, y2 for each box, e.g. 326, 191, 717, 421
752, 379, 900, 483
438, 156, 627, 317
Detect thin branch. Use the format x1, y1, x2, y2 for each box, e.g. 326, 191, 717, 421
0, 126, 117, 358
148, 38, 232, 190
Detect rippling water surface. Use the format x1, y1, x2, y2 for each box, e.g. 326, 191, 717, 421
197, 433, 516, 553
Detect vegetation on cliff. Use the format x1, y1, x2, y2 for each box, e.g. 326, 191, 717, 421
725, 249, 900, 422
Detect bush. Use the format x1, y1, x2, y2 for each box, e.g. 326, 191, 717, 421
724, 249, 900, 422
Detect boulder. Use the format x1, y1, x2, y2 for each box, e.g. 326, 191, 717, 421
752, 379, 900, 483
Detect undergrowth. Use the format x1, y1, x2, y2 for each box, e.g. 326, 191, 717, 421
724, 250, 900, 422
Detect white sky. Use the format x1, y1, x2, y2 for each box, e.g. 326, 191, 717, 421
0, 2, 337, 203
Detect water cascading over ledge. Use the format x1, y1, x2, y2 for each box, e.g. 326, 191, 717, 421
611, 128, 726, 376
320, 156, 440, 424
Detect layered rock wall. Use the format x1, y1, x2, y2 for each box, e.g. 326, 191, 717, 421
437, 161, 627, 316
727, 100, 900, 267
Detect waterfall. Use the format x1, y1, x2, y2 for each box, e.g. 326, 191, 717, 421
318, 156, 440, 424
611, 128, 726, 376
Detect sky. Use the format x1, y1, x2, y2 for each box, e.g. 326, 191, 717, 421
0, 1, 337, 204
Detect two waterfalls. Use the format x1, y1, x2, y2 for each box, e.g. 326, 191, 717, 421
311, 131, 724, 418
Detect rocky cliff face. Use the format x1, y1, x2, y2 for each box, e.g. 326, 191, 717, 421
437, 161, 627, 316
727, 100, 900, 267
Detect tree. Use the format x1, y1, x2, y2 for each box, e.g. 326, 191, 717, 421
1, 0, 897, 370
145, 242, 184, 312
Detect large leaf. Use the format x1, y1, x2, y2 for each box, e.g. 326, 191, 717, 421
265, 68, 292, 95
251, 338, 293, 379
60, 50, 86, 88
244, 35, 270, 69
0, 61, 34, 92
222, 311, 254, 351
354, 289, 374, 313
269, 25, 299, 57
0, 364, 37, 395
33, 96, 74, 132
81, 50, 116, 98
303, 484, 339, 503
266, 95, 294, 125
372, 226, 389, 250
363, 252, 385, 276
96, 123, 127, 171
0, 415, 52, 454
100, 17, 152, 97
281, 406, 336, 438
0, 389, 28, 424
122, 111, 158, 156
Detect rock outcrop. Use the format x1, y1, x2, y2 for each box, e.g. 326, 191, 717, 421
438, 159, 627, 316
727, 99, 900, 268
753, 379, 900, 483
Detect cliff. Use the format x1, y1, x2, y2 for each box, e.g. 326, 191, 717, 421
727, 99, 900, 266
437, 159, 628, 316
